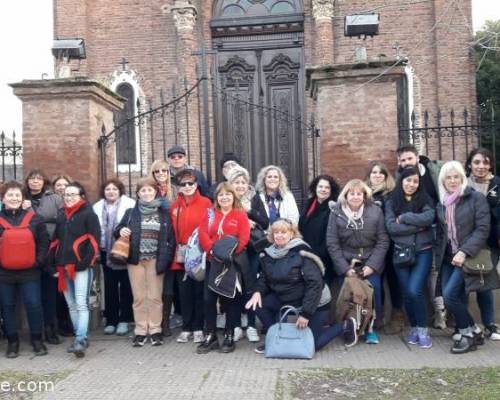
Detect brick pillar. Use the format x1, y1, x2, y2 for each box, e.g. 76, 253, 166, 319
312, 0, 334, 65
10, 78, 124, 201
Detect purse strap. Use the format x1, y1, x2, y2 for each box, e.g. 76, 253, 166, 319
279, 305, 300, 323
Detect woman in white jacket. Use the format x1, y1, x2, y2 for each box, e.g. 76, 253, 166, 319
255, 165, 299, 226
93, 178, 136, 336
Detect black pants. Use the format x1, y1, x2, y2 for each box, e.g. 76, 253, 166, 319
174, 271, 204, 331
204, 263, 241, 334
102, 251, 133, 326
41, 271, 57, 326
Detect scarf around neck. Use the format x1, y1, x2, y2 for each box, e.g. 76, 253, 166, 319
468, 174, 493, 196
342, 204, 365, 230
264, 238, 309, 259
138, 198, 162, 215
64, 199, 86, 219
443, 190, 461, 253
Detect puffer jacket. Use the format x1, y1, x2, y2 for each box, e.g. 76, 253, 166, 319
384, 198, 435, 251
29, 190, 63, 240
435, 187, 496, 292
256, 243, 330, 319
326, 202, 389, 275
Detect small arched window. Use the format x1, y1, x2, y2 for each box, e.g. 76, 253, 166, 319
214, 0, 301, 19
115, 83, 137, 164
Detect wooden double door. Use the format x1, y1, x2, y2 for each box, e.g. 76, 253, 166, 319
214, 44, 306, 202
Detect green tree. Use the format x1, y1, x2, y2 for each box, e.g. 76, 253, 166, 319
475, 20, 500, 172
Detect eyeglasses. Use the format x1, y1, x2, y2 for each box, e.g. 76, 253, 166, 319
178, 181, 196, 188
153, 168, 169, 174
169, 154, 184, 160
64, 193, 80, 198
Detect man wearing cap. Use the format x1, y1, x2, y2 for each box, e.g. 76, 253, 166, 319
167, 145, 209, 198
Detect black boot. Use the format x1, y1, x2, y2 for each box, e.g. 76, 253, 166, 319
31, 338, 48, 356
6, 340, 19, 359
196, 333, 220, 354
162, 296, 173, 337
451, 335, 477, 354
219, 331, 235, 353
45, 324, 61, 345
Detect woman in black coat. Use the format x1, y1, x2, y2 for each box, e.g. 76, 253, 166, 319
435, 161, 492, 354
298, 174, 340, 286
0, 181, 49, 358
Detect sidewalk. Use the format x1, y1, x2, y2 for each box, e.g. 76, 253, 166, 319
1, 329, 499, 400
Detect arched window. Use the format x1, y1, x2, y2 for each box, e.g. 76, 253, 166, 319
214, 0, 302, 19
115, 83, 136, 164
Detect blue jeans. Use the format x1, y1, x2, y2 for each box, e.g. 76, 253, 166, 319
0, 280, 43, 340
255, 293, 342, 350
441, 262, 474, 329
394, 249, 432, 328
63, 268, 94, 341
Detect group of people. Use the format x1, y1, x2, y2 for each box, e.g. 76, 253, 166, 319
0, 143, 498, 359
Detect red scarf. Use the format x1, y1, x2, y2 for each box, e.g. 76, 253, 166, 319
306, 198, 318, 218
64, 199, 86, 220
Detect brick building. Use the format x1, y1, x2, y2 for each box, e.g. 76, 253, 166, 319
31, 0, 477, 199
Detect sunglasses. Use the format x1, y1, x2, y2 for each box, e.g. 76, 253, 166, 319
153, 168, 169, 174
178, 181, 196, 187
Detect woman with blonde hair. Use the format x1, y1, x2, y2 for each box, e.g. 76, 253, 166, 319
327, 179, 389, 344
149, 160, 173, 204
254, 165, 299, 226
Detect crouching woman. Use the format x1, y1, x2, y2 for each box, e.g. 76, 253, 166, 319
246, 219, 346, 354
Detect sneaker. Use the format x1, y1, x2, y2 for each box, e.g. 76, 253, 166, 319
196, 333, 220, 354
246, 327, 260, 343
104, 325, 116, 335
133, 335, 148, 347
485, 325, 500, 341
176, 331, 193, 343
433, 309, 447, 330
451, 328, 461, 342
343, 317, 358, 348
233, 327, 244, 342
451, 335, 477, 354
473, 326, 485, 345
365, 331, 380, 344
116, 323, 129, 336
193, 331, 205, 343
417, 334, 432, 349
150, 333, 164, 346
254, 344, 265, 354
406, 328, 419, 345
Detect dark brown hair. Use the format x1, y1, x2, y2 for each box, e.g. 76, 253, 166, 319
100, 178, 126, 198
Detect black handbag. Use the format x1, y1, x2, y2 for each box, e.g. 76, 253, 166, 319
392, 243, 416, 268
248, 225, 270, 253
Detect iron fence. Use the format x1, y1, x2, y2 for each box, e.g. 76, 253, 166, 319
0, 131, 23, 182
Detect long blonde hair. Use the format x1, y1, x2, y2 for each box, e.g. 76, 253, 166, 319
255, 165, 290, 196
149, 159, 173, 200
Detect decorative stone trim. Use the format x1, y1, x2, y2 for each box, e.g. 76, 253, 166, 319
312, 0, 334, 22
162, 1, 197, 33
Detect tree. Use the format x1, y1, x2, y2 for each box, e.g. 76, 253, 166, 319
475, 20, 500, 172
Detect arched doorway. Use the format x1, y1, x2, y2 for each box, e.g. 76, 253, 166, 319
211, 0, 306, 201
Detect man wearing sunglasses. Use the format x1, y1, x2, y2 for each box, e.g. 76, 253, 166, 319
167, 145, 209, 198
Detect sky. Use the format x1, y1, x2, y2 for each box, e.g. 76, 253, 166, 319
0, 0, 499, 137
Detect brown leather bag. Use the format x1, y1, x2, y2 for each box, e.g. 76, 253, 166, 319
109, 236, 130, 265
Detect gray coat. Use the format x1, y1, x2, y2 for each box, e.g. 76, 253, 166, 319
435, 187, 498, 292
31, 190, 63, 240
326, 202, 389, 275
384, 198, 435, 252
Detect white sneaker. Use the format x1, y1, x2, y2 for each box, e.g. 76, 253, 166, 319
233, 327, 244, 342
246, 327, 260, 342
433, 309, 447, 330
486, 325, 500, 341
104, 325, 116, 335
193, 330, 205, 343
116, 322, 129, 336
176, 331, 192, 343
216, 314, 226, 329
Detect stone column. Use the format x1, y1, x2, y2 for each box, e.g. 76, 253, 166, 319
10, 78, 124, 201
312, 0, 335, 65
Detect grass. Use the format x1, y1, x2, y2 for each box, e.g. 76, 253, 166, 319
286, 367, 500, 400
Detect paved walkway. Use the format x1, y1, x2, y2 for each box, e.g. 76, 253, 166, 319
1, 328, 500, 400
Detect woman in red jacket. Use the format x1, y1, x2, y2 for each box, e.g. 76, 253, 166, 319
197, 182, 250, 354
170, 169, 212, 344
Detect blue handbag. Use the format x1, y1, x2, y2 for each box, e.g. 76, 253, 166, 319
265, 306, 315, 359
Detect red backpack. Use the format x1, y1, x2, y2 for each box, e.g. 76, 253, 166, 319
0, 211, 36, 270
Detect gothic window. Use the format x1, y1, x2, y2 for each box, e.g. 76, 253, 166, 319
214, 0, 301, 18
115, 83, 137, 164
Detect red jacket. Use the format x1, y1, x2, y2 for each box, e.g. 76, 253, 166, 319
199, 208, 250, 255
170, 190, 212, 271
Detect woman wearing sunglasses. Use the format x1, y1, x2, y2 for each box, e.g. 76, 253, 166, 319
326, 179, 389, 344
169, 169, 212, 344
149, 160, 173, 205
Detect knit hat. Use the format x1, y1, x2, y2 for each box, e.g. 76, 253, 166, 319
220, 152, 241, 170
167, 145, 186, 158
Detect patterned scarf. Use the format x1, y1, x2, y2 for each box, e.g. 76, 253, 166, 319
265, 192, 282, 224
443, 190, 461, 253
341, 204, 365, 230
